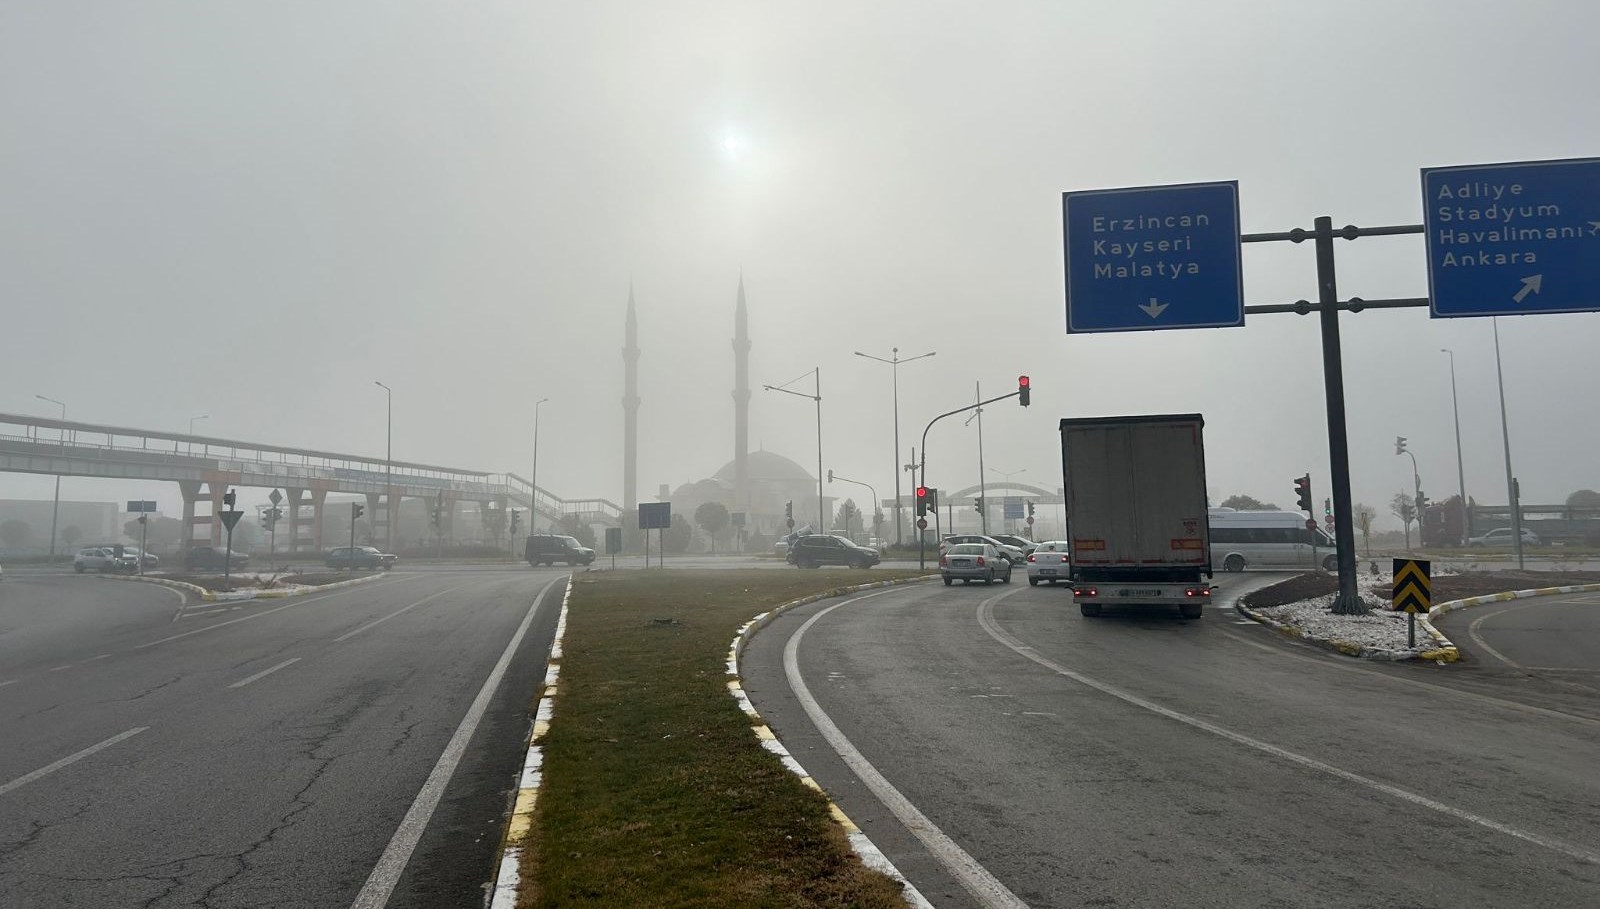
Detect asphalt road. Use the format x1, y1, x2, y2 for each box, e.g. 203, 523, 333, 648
0, 566, 566, 908
1438, 589, 1600, 688
741, 573, 1600, 909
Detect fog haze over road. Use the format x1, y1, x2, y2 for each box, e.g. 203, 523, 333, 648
4, 2, 1599, 525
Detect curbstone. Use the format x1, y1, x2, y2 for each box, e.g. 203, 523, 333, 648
1233, 598, 1460, 663
728, 574, 940, 909
105, 570, 388, 602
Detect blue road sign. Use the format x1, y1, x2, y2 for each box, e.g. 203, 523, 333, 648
638, 501, 671, 530
1423, 158, 1600, 318
1062, 181, 1244, 334
1003, 499, 1025, 520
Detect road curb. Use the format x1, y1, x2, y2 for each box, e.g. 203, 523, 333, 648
1428, 582, 1600, 620
728, 574, 940, 909
104, 570, 387, 602
1233, 598, 1460, 663
488, 575, 572, 909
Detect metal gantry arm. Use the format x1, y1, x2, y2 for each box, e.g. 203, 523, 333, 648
827, 470, 878, 541
916, 388, 1022, 567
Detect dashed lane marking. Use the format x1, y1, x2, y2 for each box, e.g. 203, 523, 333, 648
331, 586, 461, 643
227, 658, 302, 690
0, 727, 149, 797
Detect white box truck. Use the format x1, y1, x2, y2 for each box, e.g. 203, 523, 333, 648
1060, 414, 1213, 619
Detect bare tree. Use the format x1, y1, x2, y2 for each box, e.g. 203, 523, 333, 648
1353, 502, 1377, 556
1220, 494, 1279, 511
1390, 493, 1416, 551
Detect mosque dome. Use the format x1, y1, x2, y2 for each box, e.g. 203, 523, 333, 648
713, 449, 815, 484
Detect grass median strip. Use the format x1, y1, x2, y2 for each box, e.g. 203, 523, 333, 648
521, 569, 927, 909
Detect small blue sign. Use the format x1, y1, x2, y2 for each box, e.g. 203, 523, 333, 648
1063, 181, 1245, 334
1003, 499, 1025, 521
1423, 158, 1600, 318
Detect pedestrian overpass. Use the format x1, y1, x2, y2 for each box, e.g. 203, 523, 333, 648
0, 412, 620, 553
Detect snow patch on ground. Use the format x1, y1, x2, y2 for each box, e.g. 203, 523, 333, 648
1249, 571, 1439, 656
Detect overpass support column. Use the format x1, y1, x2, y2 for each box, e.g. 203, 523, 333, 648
178, 481, 203, 553
309, 488, 327, 552
207, 482, 227, 546
285, 488, 305, 554
365, 493, 382, 545
386, 490, 403, 550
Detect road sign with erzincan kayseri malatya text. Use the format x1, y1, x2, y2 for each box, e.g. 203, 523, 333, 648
1423, 157, 1600, 318
1062, 181, 1245, 333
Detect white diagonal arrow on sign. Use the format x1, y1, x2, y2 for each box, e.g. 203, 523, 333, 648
1588, 220, 1600, 236
1512, 274, 1543, 304
1139, 297, 1169, 319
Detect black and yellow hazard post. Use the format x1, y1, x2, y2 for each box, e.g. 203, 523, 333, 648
1392, 558, 1433, 648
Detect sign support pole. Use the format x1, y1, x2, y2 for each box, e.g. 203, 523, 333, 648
1312, 216, 1362, 614
139, 515, 148, 578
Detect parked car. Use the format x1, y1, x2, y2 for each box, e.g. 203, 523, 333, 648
786, 534, 881, 569
940, 542, 1012, 585
1025, 540, 1072, 586
940, 534, 1026, 565
183, 547, 250, 572
326, 546, 398, 570
73, 547, 138, 573
1467, 527, 1541, 547
525, 534, 595, 566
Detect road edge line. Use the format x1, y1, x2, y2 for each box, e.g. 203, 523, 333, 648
730, 576, 940, 909
487, 574, 572, 909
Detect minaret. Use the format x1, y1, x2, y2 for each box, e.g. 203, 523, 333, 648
732, 275, 751, 512
623, 286, 640, 515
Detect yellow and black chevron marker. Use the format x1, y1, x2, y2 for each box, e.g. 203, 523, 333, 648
1392, 558, 1432, 613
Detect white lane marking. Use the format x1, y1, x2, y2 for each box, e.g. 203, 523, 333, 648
134, 577, 404, 650
348, 575, 564, 909
332, 586, 460, 643
1468, 608, 1525, 668
227, 658, 302, 690
0, 680, 19, 689
49, 665, 73, 672
978, 592, 1600, 866
786, 590, 1031, 909
89, 654, 110, 662
0, 727, 149, 797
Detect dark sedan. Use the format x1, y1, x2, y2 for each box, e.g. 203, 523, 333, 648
785, 534, 881, 569
326, 546, 398, 570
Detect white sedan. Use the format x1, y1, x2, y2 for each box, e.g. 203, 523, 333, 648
1025, 540, 1071, 586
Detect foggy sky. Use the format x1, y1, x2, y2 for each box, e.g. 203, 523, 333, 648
4, 1, 1599, 529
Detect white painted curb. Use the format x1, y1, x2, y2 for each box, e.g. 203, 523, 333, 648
729, 576, 940, 909
488, 575, 572, 909
1429, 581, 1600, 619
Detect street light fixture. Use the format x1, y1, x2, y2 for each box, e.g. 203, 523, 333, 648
531, 397, 550, 535
765, 368, 825, 535
855, 347, 936, 546
375, 381, 392, 549
188, 414, 209, 455
964, 382, 988, 535
35, 394, 66, 560
1440, 349, 1469, 543
826, 469, 878, 543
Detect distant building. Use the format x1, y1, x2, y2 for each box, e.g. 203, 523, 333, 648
0, 499, 118, 554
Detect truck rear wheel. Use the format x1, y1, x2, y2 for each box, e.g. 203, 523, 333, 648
1079, 603, 1102, 617
1179, 603, 1203, 619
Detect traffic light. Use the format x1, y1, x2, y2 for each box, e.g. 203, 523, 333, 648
974, 496, 985, 514
1395, 436, 1408, 455
1293, 475, 1312, 514
1018, 375, 1031, 407
915, 487, 928, 516
1323, 498, 1331, 518
1027, 501, 1036, 517
1416, 491, 1428, 513
510, 509, 521, 535
352, 502, 365, 521
223, 489, 236, 508
785, 501, 794, 519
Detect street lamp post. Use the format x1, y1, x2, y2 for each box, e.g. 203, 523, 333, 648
964, 382, 986, 535
374, 382, 392, 549
987, 466, 1027, 533
765, 368, 824, 534
188, 414, 208, 455
1492, 318, 1524, 569
35, 395, 66, 560
1440, 349, 1470, 544
855, 348, 936, 547
531, 397, 549, 536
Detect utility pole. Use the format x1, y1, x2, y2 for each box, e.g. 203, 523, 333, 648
966, 381, 987, 535
375, 381, 393, 549
856, 348, 936, 547
531, 397, 549, 534
1441, 348, 1470, 543
764, 368, 824, 535
35, 395, 66, 560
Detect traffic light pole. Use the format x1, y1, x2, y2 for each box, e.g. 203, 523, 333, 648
918, 387, 1025, 570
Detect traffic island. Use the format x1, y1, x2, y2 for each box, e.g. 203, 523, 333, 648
513, 569, 927, 909
105, 569, 390, 601
1237, 569, 1600, 661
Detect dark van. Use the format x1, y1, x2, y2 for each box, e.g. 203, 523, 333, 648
525, 534, 595, 567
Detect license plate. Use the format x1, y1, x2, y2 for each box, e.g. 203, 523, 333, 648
1038, 569, 1056, 575
1121, 589, 1161, 596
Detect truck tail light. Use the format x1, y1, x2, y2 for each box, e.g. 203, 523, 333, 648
1074, 587, 1097, 598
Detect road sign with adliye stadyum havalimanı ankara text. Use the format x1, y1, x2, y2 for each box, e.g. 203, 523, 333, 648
1062, 181, 1245, 333
1423, 157, 1600, 318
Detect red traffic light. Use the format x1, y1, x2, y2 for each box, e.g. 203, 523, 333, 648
916, 486, 928, 498
1017, 375, 1031, 407
1018, 375, 1030, 387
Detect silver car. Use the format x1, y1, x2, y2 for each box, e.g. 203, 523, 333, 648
1026, 540, 1072, 586
73, 547, 137, 573
940, 542, 1012, 586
